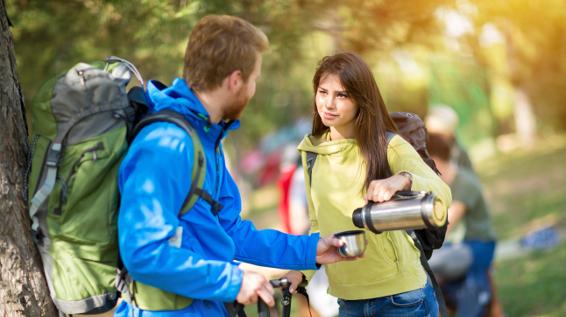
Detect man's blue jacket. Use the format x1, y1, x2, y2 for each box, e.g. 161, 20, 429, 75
115, 78, 320, 317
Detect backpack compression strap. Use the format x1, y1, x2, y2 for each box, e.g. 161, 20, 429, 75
29, 142, 62, 239
132, 110, 222, 216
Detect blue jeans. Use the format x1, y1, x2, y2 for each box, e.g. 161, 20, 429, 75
337, 280, 438, 317
442, 240, 496, 317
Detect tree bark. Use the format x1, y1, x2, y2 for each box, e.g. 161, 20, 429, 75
0, 0, 57, 315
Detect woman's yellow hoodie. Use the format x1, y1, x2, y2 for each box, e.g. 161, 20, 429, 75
297, 132, 451, 300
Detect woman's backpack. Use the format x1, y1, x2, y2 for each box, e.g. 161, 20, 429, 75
389, 112, 447, 259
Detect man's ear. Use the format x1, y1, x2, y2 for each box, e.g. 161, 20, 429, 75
226, 70, 244, 92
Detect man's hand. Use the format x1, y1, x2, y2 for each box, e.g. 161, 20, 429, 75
236, 270, 275, 307
315, 235, 348, 264
365, 173, 412, 203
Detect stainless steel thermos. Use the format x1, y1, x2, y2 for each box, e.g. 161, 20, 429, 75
352, 191, 445, 233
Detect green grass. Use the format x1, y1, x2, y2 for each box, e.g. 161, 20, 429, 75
478, 135, 566, 239
494, 245, 566, 316
476, 133, 566, 316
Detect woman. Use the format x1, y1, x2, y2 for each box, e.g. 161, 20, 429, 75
284, 52, 452, 316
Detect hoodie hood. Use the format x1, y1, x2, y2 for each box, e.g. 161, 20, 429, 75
297, 131, 357, 155
145, 78, 240, 141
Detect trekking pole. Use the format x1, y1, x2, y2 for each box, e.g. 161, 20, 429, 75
269, 277, 311, 317
270, 278, 292, 317
257, 298, 270, 317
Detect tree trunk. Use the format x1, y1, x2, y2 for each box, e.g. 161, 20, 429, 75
0, 0, 57, 315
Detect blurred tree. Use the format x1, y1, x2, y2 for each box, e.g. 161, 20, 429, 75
0, 0, 57, 315
7, 0, 461, 152
470, 0, 566, 133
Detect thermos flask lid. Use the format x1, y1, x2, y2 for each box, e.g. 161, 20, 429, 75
352, 207, 364, 228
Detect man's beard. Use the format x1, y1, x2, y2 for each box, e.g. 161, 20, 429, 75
223, 87, 249, 120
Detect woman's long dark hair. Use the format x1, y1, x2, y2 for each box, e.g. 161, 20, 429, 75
312, 52, 398, 188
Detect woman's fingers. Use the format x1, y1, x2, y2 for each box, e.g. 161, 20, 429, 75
366, 177, 403, 202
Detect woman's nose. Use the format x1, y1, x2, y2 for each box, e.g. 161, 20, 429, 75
324, 96, 336, 109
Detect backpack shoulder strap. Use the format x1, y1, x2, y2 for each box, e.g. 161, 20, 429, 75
305, 151, 318, 188
408, 230, 449, 317
387, 129, 448, 316
386, 131, 395, 143
132, 110, 218, 217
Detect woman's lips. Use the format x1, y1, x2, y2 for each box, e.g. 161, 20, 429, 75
322, 112, 338, 120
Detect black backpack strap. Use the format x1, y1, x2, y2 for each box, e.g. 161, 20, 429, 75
386, 131, 396, 143
305, 151, 318, 188
226, 302, 247, 317
408, 230, 449, 317
387, 131, 448, 315
132, 110, 222, 216
193, 188, 223, 216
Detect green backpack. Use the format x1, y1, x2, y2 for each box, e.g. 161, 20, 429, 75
27, 57, 207, 314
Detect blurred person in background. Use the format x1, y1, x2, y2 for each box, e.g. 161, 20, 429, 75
427, 133, 501, 317
426, 104, 475, 172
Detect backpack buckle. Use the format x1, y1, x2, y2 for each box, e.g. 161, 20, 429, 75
46, 143, 62, 167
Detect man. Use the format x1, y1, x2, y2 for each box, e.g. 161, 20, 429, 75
425, 104, 475, 171
427, 133, 498, 317
115, 15, 345, 317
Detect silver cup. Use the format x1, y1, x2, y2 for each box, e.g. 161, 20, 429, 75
334, 230, 367, 257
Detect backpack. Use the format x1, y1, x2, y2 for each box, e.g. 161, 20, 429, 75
389, 112, 447, 260
390, 113, 449, 317
27, 57, 209, 314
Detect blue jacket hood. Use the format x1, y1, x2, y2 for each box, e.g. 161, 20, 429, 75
146, 78, 241, 140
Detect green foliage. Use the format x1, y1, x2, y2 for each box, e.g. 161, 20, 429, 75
470, 0, 566, 132
8, 0, 566, 153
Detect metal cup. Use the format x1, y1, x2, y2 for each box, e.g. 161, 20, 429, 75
334, 230, 367, 257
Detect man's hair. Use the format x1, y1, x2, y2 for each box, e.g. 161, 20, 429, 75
427, 133, 454, 162
183, 15, 269, 91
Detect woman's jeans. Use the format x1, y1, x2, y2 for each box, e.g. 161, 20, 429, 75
337, 280, 438, 317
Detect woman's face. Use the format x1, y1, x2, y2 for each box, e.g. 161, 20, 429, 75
316, 73, 358, 137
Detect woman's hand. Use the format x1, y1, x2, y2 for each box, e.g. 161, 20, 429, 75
365, 172, 412, 203
282, 270, 305, 294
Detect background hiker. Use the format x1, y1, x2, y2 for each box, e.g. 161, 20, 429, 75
427, 132, 499, 317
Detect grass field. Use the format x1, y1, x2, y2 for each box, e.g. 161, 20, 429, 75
479, 134, 566, 317
244, 133, 566, 317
